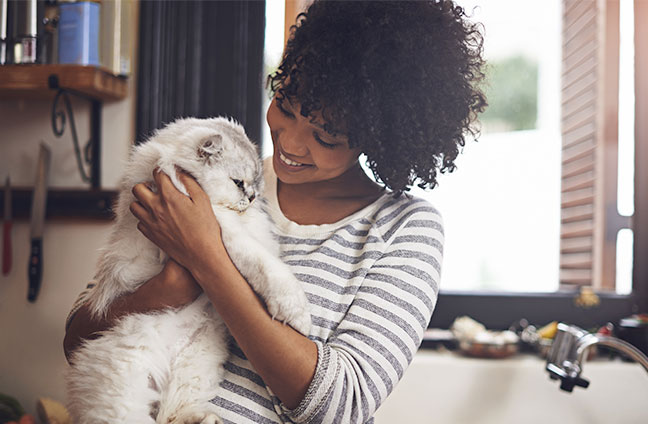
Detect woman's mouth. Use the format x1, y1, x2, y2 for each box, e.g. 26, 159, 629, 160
279, 151, 309, 167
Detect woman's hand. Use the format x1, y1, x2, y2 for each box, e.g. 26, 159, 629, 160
130, 170, 318, 409
130, 169, 227, 281
152, 258, 203, 308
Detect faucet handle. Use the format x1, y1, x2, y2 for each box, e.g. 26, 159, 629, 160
546, 361, 590, 392
559, 375, 590, 392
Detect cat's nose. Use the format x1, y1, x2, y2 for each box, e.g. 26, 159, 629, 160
248, 193, 256, 203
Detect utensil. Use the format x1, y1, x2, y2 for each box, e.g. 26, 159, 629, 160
2, 176, 11, 275
28, 142, 51, 302
0, 0, 7, 64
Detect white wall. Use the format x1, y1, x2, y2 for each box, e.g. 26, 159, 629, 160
0, 72, 136, 417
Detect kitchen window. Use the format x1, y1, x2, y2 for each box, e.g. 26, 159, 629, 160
427, 0, 647, 329
263, 0, 648, 329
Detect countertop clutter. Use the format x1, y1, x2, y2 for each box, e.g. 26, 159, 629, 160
385, 313, 648, 424
422, 314, 648, 363
0, 394, 70, 424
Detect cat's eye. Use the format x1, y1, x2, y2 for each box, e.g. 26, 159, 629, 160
232, 179, 244, 189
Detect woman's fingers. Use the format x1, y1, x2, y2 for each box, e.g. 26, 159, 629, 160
131, 182, 158, 213
176, 169, 208, 203
153, 168, 182, 200
136, 221, 154, 243
129, 200, 151, 222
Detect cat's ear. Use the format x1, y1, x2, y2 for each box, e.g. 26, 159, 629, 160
198, 134, 223, 162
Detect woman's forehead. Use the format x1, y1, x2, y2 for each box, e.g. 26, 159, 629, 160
282, 95, 348, 141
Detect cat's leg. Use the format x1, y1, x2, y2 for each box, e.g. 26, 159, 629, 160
66, 321, 162, 424
219, 221, 311, 336
156, 316, 229, 424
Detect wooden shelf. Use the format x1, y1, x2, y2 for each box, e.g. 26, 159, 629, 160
0, 64, 128, 101
0, 188, 118, 220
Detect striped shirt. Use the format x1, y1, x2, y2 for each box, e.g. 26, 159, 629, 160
67, 157, 443, 423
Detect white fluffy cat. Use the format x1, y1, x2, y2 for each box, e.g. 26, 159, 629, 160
66, 117, 311, 424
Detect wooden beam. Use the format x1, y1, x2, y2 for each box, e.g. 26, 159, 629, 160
284, 0, 310, 47
593, 0, 620, 291
633, 0, 648, 312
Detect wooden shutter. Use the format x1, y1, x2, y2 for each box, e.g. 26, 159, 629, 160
560, 0, 631, 290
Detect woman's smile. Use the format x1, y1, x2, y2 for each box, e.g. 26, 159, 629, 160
278, 150, 310, 167
267, 96, 361, 185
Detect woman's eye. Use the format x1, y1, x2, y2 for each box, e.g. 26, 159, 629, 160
314, 132, 337, 149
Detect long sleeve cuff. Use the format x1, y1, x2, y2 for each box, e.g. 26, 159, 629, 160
282, 341, 338, 423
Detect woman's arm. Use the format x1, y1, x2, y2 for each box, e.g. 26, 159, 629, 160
198, 248, 318, 409
63, 259, 202, 363
130, 170, 318, 409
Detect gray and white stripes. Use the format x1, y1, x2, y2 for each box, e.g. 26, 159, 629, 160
212, 160, 443, 423
66, 159, 443, 423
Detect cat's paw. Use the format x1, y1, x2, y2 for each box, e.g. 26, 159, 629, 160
168, 404, 223, 424
287, 307, 312, 336
266, 290, 312, 336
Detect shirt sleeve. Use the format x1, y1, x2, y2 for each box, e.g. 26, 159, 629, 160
284, 207, 443, 423
65, 282, 96, 331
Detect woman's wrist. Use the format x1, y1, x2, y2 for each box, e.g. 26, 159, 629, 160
137, 261, 202, 309
189, 242, 232, 289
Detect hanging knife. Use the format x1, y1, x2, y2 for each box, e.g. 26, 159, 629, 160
2, 176, 11, 275
28, 143, 51, 302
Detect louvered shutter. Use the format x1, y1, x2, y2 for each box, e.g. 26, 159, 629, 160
560, 0, 626, 290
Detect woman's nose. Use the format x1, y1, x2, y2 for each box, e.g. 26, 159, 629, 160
279, 131, 308, 156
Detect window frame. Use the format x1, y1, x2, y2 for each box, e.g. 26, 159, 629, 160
429, 290, 645, 330
431, 0, 648, 331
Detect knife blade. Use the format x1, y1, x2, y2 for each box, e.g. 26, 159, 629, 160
28, 142, 51, 302
2, 176, 11, 275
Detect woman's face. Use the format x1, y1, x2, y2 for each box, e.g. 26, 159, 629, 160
266, 96, 361, 186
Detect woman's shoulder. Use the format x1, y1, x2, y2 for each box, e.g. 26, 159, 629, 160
368, 191, 444, 244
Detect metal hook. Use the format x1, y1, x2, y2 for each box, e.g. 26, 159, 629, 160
50, 88, 91, 183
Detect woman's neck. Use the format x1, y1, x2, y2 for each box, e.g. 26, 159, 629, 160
278, 162, 383, 201
275, 162, 385, 225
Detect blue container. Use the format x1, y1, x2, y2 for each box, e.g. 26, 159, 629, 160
58, 2, 100, 65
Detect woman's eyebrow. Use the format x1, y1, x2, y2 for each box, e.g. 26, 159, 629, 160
307, 115, 335, 134
309, 119, 327, 132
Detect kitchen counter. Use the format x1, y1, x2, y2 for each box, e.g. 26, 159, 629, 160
374, 350, 648, 424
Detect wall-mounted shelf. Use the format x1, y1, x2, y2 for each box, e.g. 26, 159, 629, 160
0, 188, 118, 220
0, 64, 127, 101
1, 64, 127, 220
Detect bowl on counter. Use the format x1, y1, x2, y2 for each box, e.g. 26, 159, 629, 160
458, 339, 519, 359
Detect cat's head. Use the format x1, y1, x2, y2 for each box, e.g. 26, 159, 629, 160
161, 117, 263, 212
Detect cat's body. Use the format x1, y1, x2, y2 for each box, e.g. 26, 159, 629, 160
66, 117, 311, 424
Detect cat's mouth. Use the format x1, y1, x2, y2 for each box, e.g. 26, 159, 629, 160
225, 200, 253, 213
226, 205, 244, 213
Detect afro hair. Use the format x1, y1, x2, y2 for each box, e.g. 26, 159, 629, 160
268, 0, 487, 195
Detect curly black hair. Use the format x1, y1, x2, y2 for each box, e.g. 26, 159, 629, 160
268, 0, 487, 195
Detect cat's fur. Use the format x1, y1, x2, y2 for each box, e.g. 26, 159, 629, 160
65, 117, 311, 424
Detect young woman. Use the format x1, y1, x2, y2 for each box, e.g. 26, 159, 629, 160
64, 1, 486, 422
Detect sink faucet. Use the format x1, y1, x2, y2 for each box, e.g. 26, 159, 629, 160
546, 322, 648, 392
